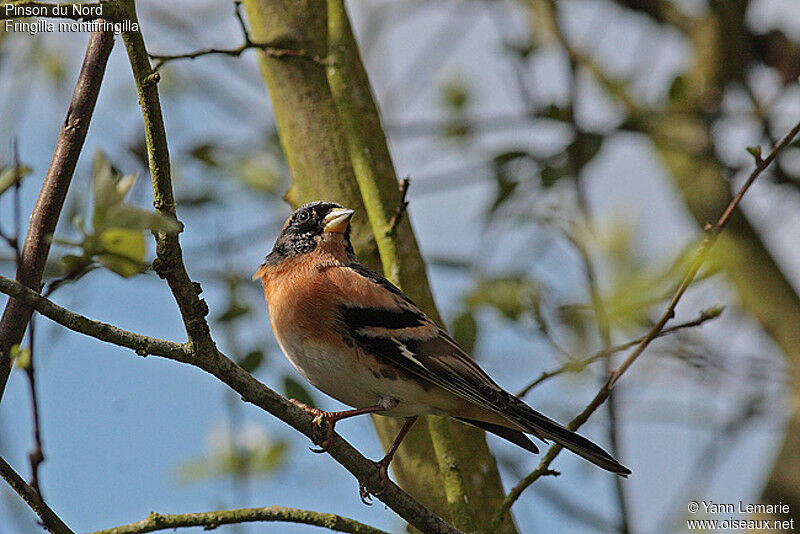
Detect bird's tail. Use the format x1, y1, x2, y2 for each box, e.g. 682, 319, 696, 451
505, 396, 631, 476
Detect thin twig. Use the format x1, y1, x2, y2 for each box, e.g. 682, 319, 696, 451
516, 306, 724, 397
147, 1, 324, 72
0, 26, 115, 403
25, 317, 44, 494
89, 506, 390, 534
386, 176, 410, 236
488, 115, 800, 531
0, 454, 73, 534
149, 42, 319, 72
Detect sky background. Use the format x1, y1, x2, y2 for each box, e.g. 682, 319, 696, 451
1, 1, 799, 533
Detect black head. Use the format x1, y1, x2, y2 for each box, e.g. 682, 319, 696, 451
263, 201, 355, 265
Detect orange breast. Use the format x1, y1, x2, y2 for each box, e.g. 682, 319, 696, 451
256, 251, 344, 345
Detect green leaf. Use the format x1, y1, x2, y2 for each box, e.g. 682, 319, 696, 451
0, 165, 32, 196
283, 376, 315, 407
103, 204, 181, 234
60, 254, 91, 276
490, 151, 531, 212
746, 145, 762, 161
465, 277, 540, 321
189, 143, 219, 167
668, 75, 687, 101
441, 79, 470, 111
251, 440, 288, 474
92, 150, 129, 229
115, 174, 137, 198
232, 154, 285, 193
98, 228, 146, 277
215, 301, 250, 323
11, 344, 30, 369
450, 312, 478, 355
238, 350, 264, 373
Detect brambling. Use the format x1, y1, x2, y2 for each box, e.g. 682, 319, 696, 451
254, 201, 630, 490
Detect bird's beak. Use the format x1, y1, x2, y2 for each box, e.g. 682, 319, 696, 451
323, 208, 354, 233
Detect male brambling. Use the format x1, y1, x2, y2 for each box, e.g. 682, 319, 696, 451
254, 201, 630, 489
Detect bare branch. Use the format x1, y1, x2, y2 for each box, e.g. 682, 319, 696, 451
386, 177, 410, 237
90, 506, 390, 534
0, 25, 115, 402
147, 0, 324, 72
516, 306, 724, 397
0, 455, 73, 534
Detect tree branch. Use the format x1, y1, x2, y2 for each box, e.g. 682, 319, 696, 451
90, 506, 389, 534
147, 0, 324, 72
0, 25, 115, 403
0, 275, 190, 360
118, 0, 216, 356
0, 454, 73, 534
0, 279, 461, 534
516, 306, 723, 397
488, 115, 800, 532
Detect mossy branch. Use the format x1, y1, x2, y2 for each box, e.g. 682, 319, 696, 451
118, 0, 216, 355
89, 506, 390, 534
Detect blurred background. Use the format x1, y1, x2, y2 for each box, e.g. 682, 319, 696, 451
1, 0, 799, 532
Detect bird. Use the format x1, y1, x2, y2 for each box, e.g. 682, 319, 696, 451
254, 200, 630, 496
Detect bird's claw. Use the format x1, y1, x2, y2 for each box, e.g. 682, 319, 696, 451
359, 483, 374, 505
290, 399, 336, 449
358, 458, 392, 505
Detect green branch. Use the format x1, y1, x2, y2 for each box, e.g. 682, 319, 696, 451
90, 506, 390, 534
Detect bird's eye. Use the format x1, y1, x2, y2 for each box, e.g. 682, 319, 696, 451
296, 210, 310, 223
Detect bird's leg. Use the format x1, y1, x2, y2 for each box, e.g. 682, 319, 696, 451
290, 397, 398, 450
359, 416, 418, 505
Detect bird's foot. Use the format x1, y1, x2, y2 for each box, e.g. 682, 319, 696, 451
358, 457, 392, 505
289, 399, 336, 449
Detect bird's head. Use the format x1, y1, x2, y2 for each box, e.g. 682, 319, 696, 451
261, 201, 356, 267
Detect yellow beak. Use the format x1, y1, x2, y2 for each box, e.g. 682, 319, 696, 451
323, 208, 354, 233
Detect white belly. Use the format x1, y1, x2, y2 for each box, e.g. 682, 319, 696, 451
274, 330, 460, 418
